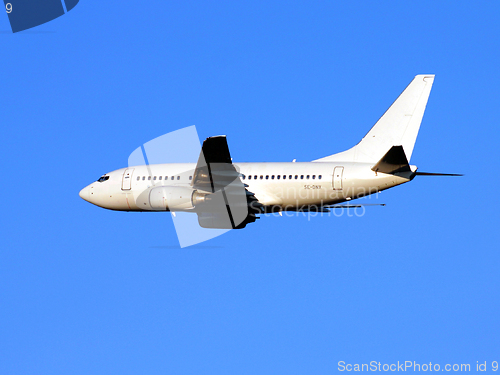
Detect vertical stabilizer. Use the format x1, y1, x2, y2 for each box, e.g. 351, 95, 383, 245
314, 75, 435, 163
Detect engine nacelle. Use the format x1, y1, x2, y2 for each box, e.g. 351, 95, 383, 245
149, 186, 196, 210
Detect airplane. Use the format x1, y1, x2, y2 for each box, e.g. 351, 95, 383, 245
79, 74, 460, 229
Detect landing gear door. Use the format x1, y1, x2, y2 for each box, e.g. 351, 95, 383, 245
122, 168, 134, 190
333, 166, 344, 190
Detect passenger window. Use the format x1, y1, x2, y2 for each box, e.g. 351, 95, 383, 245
300, 175, 304, 179
289, 175, 292, 179
271, 175, 275, 179
241, 175, 245, 180
260, 175, 263, 179
142, 176, 145, 181
189, 176, 192, 180
137, 176, 140, 181
148, 176, 151, 180
165, 176, 168, 180
153, 176, 157, 180
159, 176, 162, 180
277, 175, 280, 180
171, 176, 174, 180
306, 175, 310, 179
254, 175, 257, 179
177, 176, 180, 180
266, 175, 269, 179
312, 175, 316, 179
319, 175, 322, 180
295, 175, 298, 179
248, 175, 252, 180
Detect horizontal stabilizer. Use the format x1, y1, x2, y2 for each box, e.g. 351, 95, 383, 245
283, 203, 385, 213
414, 172, 463, 176
325, 203, 386, 209
371, 146, 410, 174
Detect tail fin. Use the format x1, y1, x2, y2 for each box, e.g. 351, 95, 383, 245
314, 74, 435, 163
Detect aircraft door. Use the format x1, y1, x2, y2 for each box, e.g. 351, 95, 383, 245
122, 168, 134, 190
333, 166, 344, 190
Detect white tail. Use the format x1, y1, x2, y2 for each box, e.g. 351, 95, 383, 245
314, 75, 435, 163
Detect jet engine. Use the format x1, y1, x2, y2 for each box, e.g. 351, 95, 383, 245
149, 186, 207, 210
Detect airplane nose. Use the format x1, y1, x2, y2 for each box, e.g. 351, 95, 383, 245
79, 186, 90, 202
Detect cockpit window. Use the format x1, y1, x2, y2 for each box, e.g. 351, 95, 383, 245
97, 175, 109, 182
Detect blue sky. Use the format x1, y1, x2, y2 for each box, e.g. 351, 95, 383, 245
1, 1, 499, 374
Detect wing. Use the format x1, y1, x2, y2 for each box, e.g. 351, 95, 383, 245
192, 136, 240, 193
192, 136, 262, 229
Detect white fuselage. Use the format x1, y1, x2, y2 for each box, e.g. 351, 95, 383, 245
79, 75, 436, 218
79, 162, 414, 212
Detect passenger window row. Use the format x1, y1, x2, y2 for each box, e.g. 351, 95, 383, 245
136, 176, 193, 181
135, 174, 322, 182
242, 174, 322, 180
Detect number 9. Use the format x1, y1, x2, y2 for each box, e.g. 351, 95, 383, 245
6, 3, 12, 14
493, 361, 498, 371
